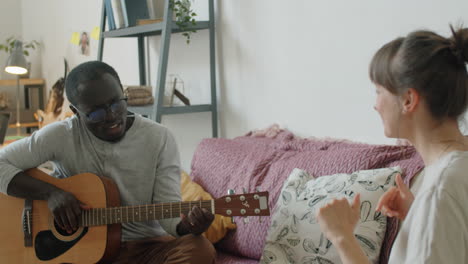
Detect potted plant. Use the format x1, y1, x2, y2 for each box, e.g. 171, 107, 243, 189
0, 37, 40, 77
170, 0, 197, 44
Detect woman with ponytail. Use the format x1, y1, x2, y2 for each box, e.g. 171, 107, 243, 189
316, 26, 468, 263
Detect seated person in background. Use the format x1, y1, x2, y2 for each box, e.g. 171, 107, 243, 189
316, 26, 468, 263
0, 61, 216, 264
35, 76, 74, 129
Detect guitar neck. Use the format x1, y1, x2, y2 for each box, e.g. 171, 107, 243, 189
80, 200, 213, 227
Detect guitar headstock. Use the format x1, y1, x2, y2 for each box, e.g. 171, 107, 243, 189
214, 191, 270, 217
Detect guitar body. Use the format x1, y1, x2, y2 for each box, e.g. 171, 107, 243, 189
0, 169, 121, 264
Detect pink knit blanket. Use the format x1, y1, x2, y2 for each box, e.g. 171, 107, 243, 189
190, 130, 424, 263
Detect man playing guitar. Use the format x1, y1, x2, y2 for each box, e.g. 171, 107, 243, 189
0, 61, 216, 263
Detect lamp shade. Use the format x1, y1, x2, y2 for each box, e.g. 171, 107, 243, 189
5, 40, 28, 75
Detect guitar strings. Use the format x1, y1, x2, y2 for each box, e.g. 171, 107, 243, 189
27, 200, 258, 224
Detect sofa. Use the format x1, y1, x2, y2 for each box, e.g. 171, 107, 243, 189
189, 127, 424, 264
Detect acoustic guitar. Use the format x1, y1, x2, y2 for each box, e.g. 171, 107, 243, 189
0, 169, 270, 263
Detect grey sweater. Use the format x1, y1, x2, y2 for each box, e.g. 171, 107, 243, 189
0, 114, 181, 241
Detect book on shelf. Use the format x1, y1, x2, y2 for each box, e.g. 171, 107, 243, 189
147, 0, 165, 20
111, 0, 125, 29
105, 0, 116, 30
121, 0, 150, 27
120, 0, 128, 27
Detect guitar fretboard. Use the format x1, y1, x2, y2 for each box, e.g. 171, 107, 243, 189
80, 200, 213, 226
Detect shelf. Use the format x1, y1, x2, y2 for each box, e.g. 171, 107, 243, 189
1, 109, 38, 123
127, 105, 154, 117
0, 78, 45, 86
161, 104, 212, 115
128, 104, 212, 117
103, 21, 210, 38
8, 122, 39, 129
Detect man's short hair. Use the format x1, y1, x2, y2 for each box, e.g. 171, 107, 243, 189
65, 61, 122, 105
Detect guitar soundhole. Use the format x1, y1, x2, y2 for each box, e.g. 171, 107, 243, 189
53, 221, 76, 236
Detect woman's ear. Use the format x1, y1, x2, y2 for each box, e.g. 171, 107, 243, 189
401, 88, 420, 114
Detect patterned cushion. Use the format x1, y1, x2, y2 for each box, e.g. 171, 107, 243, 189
260, 167, 401, 264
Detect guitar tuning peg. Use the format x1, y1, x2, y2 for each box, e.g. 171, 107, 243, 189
231, 217, 235, 224
243, 217, 250, 223
227, 189, 235, 195
242, 187, 247, 194
259, 217, 263, 223
255, 187, 261, 192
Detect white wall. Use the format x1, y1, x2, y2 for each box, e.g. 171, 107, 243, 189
0, 0, 22, 78
0, 0, 23, 131
20, 0, 102, 81
216, 0, 468, 143
14, 0, 468, 171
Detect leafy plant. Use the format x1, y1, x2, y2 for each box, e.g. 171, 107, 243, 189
170, 0, 197, 44
0, 37, 40, 56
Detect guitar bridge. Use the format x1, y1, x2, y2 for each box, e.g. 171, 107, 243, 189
22, 199, 33, 247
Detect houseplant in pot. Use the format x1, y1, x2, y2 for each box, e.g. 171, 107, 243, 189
170, 0, 197, 44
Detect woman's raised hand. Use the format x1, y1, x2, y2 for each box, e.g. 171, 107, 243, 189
316, 194, 361, 243
376, 174, 414, 220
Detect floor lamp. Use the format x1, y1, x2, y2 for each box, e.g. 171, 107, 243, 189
4, 40, 28, 135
